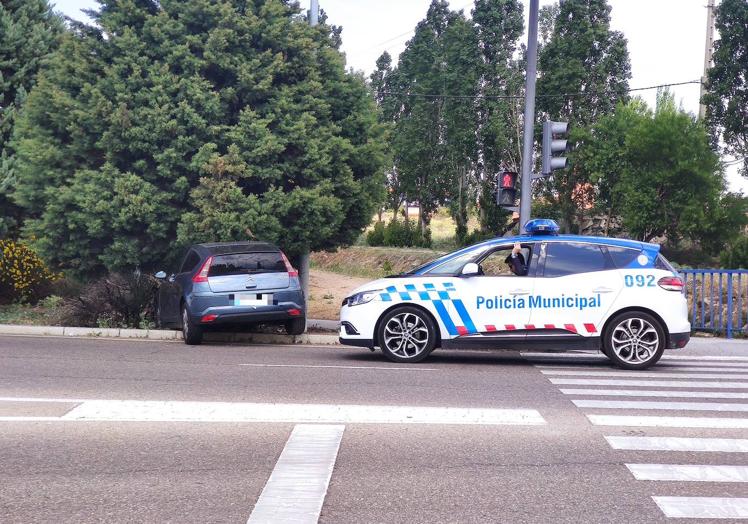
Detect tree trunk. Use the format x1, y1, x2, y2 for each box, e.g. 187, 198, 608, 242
298, 250, 310, 333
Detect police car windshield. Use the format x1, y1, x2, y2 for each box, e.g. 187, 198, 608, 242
404, 247, 489, 276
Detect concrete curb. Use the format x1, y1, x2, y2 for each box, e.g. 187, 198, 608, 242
0, 324, 340, 345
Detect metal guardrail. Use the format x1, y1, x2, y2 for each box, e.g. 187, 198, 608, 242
680, 269, 748, 339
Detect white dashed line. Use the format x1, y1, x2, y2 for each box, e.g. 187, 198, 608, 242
239, 363, 438, 371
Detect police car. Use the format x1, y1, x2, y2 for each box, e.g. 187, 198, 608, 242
339, 219, 690, 370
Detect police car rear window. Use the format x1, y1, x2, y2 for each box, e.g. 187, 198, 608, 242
606, 246, 641, 269
543, 242, 607, 277
655, 254, 677, 273
208, 252, 285, 277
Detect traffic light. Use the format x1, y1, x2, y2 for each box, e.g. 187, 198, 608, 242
496, 171, 517, 209
541, 120, 569, 176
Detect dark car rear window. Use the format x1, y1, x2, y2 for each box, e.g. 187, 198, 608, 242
208, 252, 285, 277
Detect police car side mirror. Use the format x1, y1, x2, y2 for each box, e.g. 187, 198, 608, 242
461, 263, 480, 277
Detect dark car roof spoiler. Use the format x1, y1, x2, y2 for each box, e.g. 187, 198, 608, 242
195, 241, 279, 255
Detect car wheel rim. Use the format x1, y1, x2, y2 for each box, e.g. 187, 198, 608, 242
611, 317, 659, 364
182, 309, 189, 337
383, 312, 429, 359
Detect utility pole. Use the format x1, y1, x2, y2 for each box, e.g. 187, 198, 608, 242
699, 0, 716, 120
310, 0, 319, 26
296, 0, 320, 326
518, 0, 540, 234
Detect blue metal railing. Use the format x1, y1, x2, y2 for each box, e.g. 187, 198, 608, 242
679, 269, 748, 338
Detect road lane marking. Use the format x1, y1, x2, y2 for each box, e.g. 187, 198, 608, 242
588, 415, 748, 429
661, 355, 748, 362
239, 364, 438, 371
606, 436, 748, 453
541, 370, 748, 379
550, 378, 748, 388
574, 399, 748, 412
537, 364, 748, 372
247, 424, 343, 524
626, 464, 748, 482
522, 353, 748, 362
0, 398, 546, 425
559, 389, 748, 399
653, 497, 748, 519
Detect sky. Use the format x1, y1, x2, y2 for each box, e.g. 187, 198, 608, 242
53, 0, 744, 193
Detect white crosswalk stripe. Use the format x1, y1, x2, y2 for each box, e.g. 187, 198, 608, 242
573, 399, 748, 412
606, 436, 748, 453
559, 388, 748, 399
536, 355, 748, 519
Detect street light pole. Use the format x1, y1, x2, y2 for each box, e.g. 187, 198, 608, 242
310, 0, 319, 26
518, 0, 540, 234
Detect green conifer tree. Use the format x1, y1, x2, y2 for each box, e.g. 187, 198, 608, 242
0, 0, 63, 237
12, 0, 386, 274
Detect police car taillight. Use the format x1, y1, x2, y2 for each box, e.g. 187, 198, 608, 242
658, 276, 684, 292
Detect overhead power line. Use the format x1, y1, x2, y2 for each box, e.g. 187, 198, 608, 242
380, 80, 702, 101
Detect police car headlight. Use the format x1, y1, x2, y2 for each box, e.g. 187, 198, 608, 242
347, 290, 382, 307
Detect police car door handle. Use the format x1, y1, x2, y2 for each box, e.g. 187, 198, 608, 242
593, 287, 614, 293
509, 289, 531, 296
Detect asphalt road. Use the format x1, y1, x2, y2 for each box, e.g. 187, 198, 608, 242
1, 335, 747, 523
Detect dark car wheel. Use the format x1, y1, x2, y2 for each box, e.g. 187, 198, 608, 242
603, 311, 665, 370
181, 304, 203, 345
285, 317, 306, 336
377, 306, 437, 363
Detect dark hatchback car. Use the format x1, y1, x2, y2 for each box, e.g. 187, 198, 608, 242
156, 242, 305, 344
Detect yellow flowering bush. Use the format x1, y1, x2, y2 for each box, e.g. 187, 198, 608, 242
0, 240, 61, 304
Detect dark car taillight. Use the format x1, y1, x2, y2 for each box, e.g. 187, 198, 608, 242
192, 256, 213, 283
658, 276, 684, 292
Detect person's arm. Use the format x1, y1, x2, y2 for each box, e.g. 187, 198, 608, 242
510, 243, 528, 276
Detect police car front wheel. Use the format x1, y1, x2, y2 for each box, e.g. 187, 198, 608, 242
604, 311, 665, 370
378, 306, 437, 363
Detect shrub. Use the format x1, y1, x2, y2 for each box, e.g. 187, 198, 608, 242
720, 236, 748, 269
0, 240, 60, 304
366, 221, 385, 246
59, 272, 158, 329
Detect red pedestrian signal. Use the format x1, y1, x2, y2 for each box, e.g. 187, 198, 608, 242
496, 171, 518, 210
500, 171, 517, 189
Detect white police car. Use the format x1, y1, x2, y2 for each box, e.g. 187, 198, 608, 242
340, 219, 690, 370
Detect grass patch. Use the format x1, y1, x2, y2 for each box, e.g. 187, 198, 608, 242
0, 296, 63, 326
311, 246, 446, 279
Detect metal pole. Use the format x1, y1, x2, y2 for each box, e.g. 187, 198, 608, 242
310, 0, 319, 26
699, 0, 715, 120
519, 0, 540, 234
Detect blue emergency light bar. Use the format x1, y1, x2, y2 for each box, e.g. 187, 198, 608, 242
525, 218, 560, 235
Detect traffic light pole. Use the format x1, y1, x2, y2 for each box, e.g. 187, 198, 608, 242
518, 0, 540, 235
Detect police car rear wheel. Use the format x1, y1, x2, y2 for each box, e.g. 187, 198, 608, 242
604, 312, 664, 370
378, 307, 436, 363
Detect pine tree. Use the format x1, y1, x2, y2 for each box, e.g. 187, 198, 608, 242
0, 0, 63, 238
471, 0, 524, 234
536, 0, 631, 233
12, 0, 386, 274
704, 0, 748, 177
